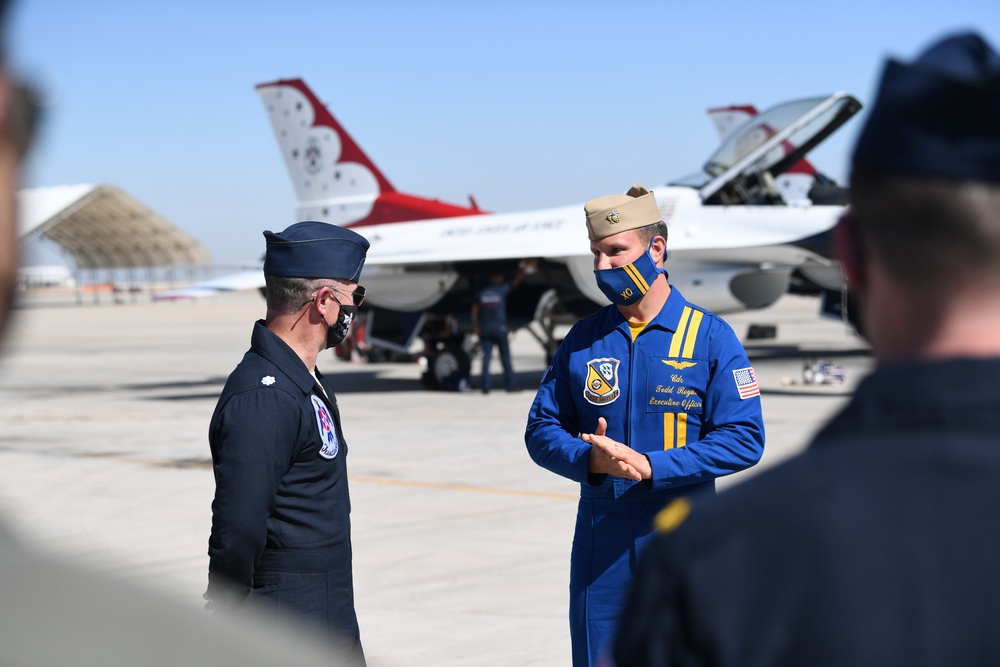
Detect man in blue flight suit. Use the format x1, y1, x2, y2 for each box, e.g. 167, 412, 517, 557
613, 32, 1000, 667
524, 184, 765, 666
206, 221, 369, 665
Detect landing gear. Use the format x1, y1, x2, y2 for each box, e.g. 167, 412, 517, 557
422, 342, 471, 392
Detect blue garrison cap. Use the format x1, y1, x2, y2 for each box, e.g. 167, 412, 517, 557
852, 32, 1000, 184
263, 221, 369, 281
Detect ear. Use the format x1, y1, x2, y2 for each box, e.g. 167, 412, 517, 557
833, 214, 866, 290
651, 235, 667, 265
313, 286, 334, 316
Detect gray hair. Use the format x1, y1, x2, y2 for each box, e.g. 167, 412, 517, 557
264, 275, 337, 315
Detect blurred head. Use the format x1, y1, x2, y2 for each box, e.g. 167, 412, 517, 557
0, 1, 41, 338
845, 32, 1000, 318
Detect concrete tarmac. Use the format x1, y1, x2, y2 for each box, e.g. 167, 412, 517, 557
0, 290, 870, 666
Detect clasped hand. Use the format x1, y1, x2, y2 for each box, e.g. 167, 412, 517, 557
582, 417, 651, 482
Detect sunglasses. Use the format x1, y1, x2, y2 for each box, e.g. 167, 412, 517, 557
304, 284, 366, 309
330, 284, 366, 307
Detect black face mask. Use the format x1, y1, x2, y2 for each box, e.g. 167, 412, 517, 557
326, 304, 358, 349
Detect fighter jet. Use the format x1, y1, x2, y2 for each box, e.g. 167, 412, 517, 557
158, 79, 860, 389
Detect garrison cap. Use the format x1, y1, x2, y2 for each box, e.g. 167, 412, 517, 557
852, 31, 1000, 184
585, 184, 664, 241
262, 221, 369, 281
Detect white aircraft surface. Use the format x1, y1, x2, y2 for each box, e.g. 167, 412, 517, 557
157, 79, 860, 388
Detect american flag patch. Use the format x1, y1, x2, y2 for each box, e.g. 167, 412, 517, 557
733, 367, 760, 399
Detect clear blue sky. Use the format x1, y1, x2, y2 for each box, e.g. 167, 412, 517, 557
10, 0, 1000, 266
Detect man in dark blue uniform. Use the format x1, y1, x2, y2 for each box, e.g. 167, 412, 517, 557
614, 32, 1000, 666
206, 221, 369, 664
525, 185, 764, 666
472, 263, 530, 393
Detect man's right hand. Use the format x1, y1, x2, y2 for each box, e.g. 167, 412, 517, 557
583, 417, 644, 481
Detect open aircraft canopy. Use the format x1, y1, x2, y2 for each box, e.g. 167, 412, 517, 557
17, 184, 210, 270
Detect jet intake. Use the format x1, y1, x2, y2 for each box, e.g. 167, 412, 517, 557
729, 269, 790, 310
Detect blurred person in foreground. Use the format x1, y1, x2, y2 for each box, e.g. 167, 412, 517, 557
205, 220, 369, 665
0, 2, 352, 665
613, 31, 1000, 667
525, 184, 765, 665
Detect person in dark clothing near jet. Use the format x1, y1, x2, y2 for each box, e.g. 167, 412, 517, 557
472, 260, 534, 393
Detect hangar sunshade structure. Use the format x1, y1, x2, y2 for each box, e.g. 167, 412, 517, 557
16, 184, 211, 300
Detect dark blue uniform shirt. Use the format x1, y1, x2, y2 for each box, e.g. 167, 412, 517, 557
207, 321, 353, 607
615, 358, 1000, 667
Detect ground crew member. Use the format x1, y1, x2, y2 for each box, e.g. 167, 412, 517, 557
613, 31, 1000, 666
472, 261, 532, 393
524, 185, 765, 666
206, 220, 369, 664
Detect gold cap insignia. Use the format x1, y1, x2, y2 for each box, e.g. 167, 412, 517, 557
606, 210, 620, 224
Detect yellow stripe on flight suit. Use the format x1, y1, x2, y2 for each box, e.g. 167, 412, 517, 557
668, 307, 692, 358
663, 306, 703, 449
682, 310, 704, 358
663, 412, 689, 449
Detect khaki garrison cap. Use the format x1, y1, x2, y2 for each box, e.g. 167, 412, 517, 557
584, 184, 664, 241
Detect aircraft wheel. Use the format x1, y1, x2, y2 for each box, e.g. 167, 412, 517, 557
430, 345, 470, 392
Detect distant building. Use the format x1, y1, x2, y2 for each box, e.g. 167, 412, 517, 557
16, 184, 212, 298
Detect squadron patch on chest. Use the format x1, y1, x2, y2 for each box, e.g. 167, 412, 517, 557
311, 394, 339, 459
584, 357, 621, 406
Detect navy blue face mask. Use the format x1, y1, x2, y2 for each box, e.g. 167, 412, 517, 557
593, 239, 667, 306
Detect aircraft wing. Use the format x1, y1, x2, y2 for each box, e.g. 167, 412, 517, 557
357, 185, 837, 267
153, 269, 264, 301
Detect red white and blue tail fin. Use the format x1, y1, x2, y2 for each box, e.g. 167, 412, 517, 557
256, 78, 483, 227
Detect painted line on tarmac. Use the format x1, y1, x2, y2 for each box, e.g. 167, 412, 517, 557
78, 453, 577, 500
350, 475, 577, 500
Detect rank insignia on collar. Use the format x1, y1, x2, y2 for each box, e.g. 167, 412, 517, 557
261, 376, 276, 386
606, 210, 620, 224
584, 357, 620, 405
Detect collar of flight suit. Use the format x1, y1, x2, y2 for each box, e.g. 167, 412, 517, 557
605, 285, 693, 339
249, 319, 329, 398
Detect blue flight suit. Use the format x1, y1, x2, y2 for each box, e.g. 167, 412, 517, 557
207, 320, 364, 664
614, 359, 1000, 666
525, 287, 765, 666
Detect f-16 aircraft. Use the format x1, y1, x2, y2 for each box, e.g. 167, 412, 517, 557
157, 79, 860, 389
